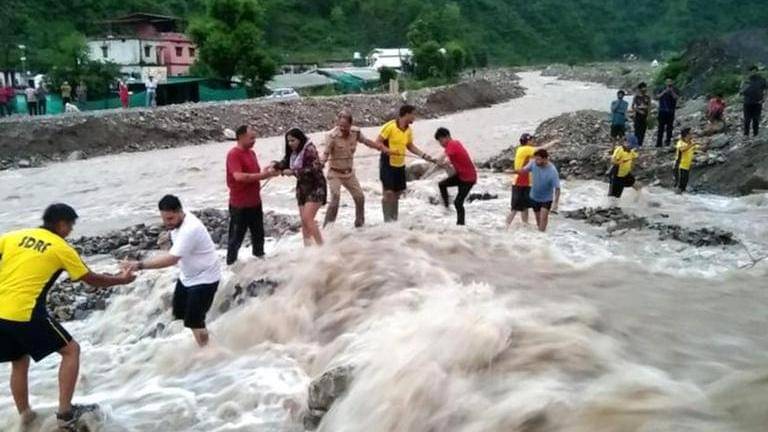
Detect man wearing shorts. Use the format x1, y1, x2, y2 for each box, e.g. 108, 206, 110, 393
123, 195, 220, 347
513, 149, 561, 232
375, 104, 435, 222
1, 204, 135, 429
507, 134, 560, 227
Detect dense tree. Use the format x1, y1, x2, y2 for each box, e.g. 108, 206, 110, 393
188, 0, 276, 95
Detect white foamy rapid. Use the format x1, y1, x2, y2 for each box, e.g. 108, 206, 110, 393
2, 73, 768, 432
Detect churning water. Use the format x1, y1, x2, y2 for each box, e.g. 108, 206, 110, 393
1, 73, 767, 432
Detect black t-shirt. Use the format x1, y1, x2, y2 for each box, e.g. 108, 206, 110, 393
743, 75, 768, 105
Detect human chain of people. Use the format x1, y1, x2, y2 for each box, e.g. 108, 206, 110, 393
1, 62, 767, 428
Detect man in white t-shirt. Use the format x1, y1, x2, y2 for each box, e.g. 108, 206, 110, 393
123, 195, 221, 347
145, 76, 158, 107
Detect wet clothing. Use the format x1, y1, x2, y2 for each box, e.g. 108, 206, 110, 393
511, 186, 531, 211
169, 213, 220, 287
172, 280, 218, 329
611, 146, 638, 178
227, 206, 264, 264
379, 120, 413, 168
226, 146, 262, 208
0, 315, 72, 362
276, 143, 327, 206
675, 139, 697, 171
530, 200, 553, 212
323, 127, 368, 227
513, 145, 536, 186
326, 175, 365, 227
226, 146, 265, 264
379, 155, 407, 192
0, 228, 89, 322
443, 139, 477, 183
0, 228, 89, 363
523, 162, 561, 203
438, 175, 475, 226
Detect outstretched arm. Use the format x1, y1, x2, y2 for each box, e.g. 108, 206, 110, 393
534, 138, 560, 151
81, 269, 135, 288
123, 252, 180, 272
406, 142, 436, 162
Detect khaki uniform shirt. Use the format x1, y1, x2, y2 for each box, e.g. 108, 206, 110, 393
324, 126, 367, 178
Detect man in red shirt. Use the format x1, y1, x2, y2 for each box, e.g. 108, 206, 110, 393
226, 125, 278, 265
434, 128, 477, 225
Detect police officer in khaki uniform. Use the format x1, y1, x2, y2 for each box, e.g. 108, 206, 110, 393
321, 111, 388, 227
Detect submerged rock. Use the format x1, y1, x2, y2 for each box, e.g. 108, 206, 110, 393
304, 365, 355, 430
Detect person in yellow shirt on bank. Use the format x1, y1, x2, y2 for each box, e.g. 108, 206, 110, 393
374, 104, 436, 222
674, 127, 699, 194
608, 134, 641, 198
0, 204, 135, 429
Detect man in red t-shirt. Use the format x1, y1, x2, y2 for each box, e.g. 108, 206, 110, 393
225, 125, 278, 265
434, 128, 477, 225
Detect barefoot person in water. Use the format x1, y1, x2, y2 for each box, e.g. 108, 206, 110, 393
0, 204, 135, 429
123, 195, 221, 347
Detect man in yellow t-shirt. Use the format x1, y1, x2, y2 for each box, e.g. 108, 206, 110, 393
507, 133, 560, 227
0, 204, 135, 429
608, 134, 640, 198
374, 104, 436, 222
674, 127, 699, 194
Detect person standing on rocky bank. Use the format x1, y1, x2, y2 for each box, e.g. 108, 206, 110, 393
375, 104, 436, 222
0, 204, 135, 429
321, 110, 389, 228
741, 65, 767, 137
631, 82, 651, 145
60, 81, 72, 106
123, 195, 221, 347
226, 125, 277, 265
655, 78, 679, 147
610, 90, 629, 139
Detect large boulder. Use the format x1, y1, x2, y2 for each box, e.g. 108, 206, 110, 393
303, 365, 355, 430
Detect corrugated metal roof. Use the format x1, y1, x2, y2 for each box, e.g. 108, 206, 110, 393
267, 73, 336, 89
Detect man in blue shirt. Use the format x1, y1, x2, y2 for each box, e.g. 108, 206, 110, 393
610, 90, 629, 139
655, 78, 680, 147
513, 149, 561, 232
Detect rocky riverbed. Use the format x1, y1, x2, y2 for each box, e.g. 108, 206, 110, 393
47, 208, 299, 321
0, 72, 523, 170
482, 103, 768, 195
563, 206, 739, 246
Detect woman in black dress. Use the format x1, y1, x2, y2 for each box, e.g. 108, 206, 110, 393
273, 128, 327, 246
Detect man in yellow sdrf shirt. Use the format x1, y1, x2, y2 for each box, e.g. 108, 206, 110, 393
0, 204, 135, 429
374, 105, 436, 222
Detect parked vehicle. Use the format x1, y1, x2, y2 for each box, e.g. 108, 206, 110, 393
265, 87, 300, 101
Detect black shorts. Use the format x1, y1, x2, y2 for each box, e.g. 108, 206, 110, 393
530, 200, 553, 212
379, 154, 407, 192
511, 185, 531, 211
0, 315, 72, 362
610, 124, 626, 138
172, 280, 219, 329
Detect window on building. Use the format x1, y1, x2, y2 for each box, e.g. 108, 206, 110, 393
144, 46, 152, 58
101, 46, 108, 58
189, 47, 196, 57
175, 47, 183, 57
